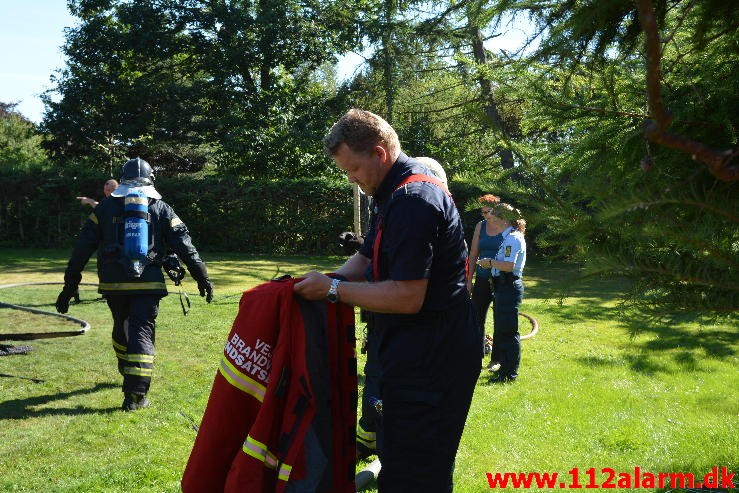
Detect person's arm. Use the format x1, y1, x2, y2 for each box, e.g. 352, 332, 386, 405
489, 259, 515, 272
294, 272, 428, 314
161, 203, 213, 302
56, 212, 100, 313
76, 196, 98, 207
487, 234, 522, 273
298, 194, 437, 314
334, 252, 371, 282
467, 221, 482, 292
477, 254, 514, 272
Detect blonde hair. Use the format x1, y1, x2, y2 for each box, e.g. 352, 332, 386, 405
492, 203, 526, 234
323, 109, 400, 158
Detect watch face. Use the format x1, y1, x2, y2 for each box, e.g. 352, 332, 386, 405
327, 279, 340, 303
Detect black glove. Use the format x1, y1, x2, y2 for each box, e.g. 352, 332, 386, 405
198, 278, 214, 303
189, 262, 213, 303
163, 254, 186, 286
55, 285, 77, 314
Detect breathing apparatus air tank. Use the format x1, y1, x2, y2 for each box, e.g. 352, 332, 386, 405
123, 190, 150, 277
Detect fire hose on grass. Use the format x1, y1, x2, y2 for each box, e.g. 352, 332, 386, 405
0, 282, 97, 381
0, 256, 192, 347
0, 282, 95, 341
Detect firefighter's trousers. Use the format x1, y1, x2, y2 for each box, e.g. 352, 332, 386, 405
107, 294, 161, 394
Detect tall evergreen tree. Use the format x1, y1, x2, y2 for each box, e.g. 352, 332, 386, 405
42, 0, 367, 176
343, 0, 738, 314
486, 0, 739, 314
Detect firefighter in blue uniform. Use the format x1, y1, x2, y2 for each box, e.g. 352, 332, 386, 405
56, 158, 213, 411
295, 109, 481, 492
354, 157, 449, 463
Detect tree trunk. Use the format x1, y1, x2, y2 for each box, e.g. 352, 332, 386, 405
382, 0, 396, 123
470, 20, 514, 169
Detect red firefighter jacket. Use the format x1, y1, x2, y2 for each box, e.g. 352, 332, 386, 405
181, 277, 357, 493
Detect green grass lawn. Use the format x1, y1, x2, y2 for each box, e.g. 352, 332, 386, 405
1, 248, 736, 492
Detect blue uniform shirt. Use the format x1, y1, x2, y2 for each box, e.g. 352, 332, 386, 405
358, 152, 468, 312
492, 226, 526, 277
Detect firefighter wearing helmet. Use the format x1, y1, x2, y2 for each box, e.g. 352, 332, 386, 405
56, 157, 214, 411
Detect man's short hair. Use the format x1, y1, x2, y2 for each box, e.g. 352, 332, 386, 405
323, 108, 400, 157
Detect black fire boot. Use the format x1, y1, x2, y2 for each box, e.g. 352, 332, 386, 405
122, 392, 150, 411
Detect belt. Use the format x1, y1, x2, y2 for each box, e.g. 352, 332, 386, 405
493, 273, 520, 282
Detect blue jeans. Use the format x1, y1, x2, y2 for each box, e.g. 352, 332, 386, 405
493, 275, 524, 379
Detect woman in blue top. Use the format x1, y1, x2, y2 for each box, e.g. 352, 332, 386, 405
477, 203, 527, 383
467, 194, 505, 369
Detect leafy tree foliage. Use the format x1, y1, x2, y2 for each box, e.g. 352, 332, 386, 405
478, 0, 739, 315
0, 103, 48, 169
35, 0, 737, 315
43, 0, 368, 177
343, 0, 737, 314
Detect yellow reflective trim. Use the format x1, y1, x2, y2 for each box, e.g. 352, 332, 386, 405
277, 462, 292, 481
247, 434, 268, 451
123, 367, 153, 377
243, 443, 264, 462
114, 350, 153, 363
170, 217, 183, 228
243, 435, 268, 461
357, 427, 376, 443
125, 196, 149, 205
125, 354, 154, 363
242, 436, 291, 481
88, 213, 99, 224
112, 341, 127, 352
99, 282, 166, 291
218, 355, 266, 402
357, 436, 376, 447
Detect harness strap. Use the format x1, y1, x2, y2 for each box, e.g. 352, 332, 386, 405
372, 174, 451, 282
123, 210, 151, 221
179, 290, 190, 316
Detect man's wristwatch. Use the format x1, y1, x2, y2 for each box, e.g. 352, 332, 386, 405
326, 278, 341, 303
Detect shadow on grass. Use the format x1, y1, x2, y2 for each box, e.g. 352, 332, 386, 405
0, 382, 119, 420
526, 263, 738, 374
532, 300, 624, 325
525, 262, 630, 303
575, 320, 737, 375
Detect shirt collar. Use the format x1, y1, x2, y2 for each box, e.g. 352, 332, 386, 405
372, 152, 416, 204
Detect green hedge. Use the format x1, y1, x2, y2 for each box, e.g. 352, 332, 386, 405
0, 167, 490, 254
0, 168, 354, 254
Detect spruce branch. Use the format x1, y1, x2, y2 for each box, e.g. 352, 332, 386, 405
600, 197, 739, 224
634, 0, 739, 182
